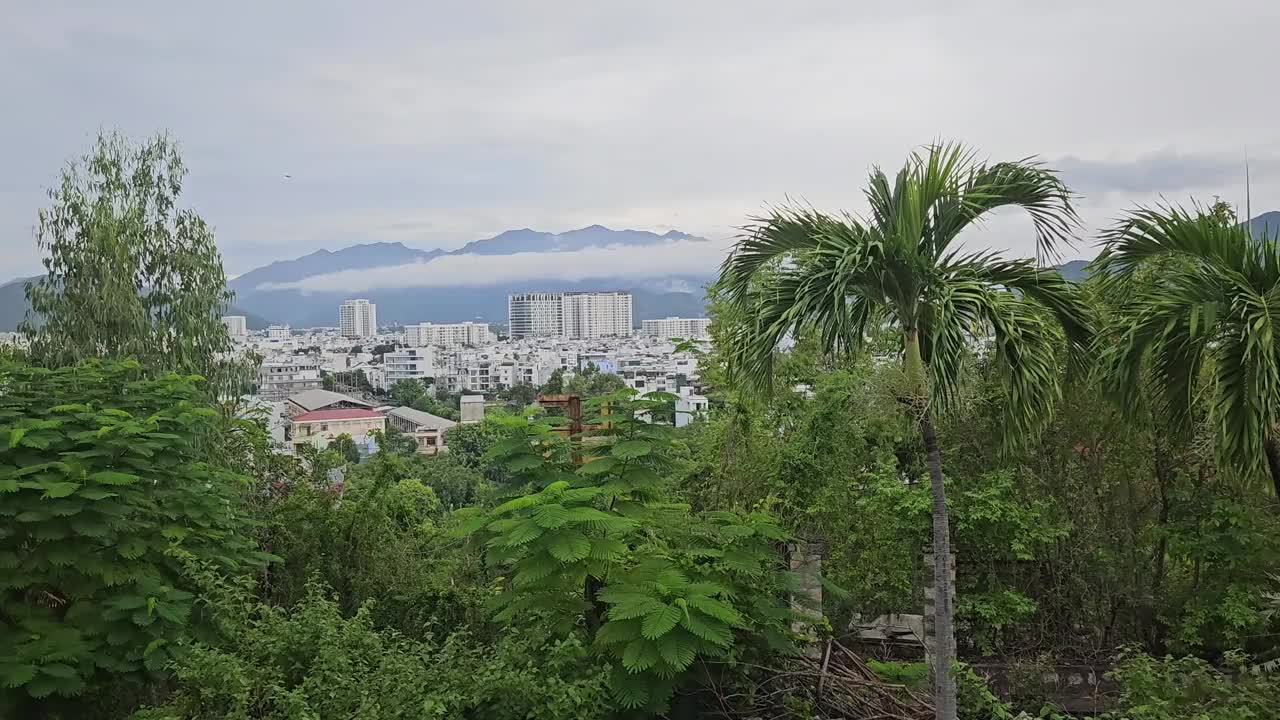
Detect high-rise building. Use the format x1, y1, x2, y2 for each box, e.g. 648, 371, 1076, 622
507, 291, 633, 339
562, 291, 633, 339
339, 299, 378, 339
405, 321, 497, 348
221, 315, 248, 337
642, 317, 711, 340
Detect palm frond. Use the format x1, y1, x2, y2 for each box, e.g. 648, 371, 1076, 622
930, 158, 1079, 262
1094, 204, 1262, 282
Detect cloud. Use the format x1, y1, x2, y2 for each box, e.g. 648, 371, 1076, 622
259, 239, 731, 293
1053, 148, 1274, 196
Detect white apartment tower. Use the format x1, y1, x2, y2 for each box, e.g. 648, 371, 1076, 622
339, 299, 378, 339
507, 292, 565, 339
221, 315, 248, 337
405, 321, 497, 348
642, 317, 711, 340
508, 291, 633, 339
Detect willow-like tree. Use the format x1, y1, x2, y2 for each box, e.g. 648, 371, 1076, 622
1094, 204, 1280, 500
717, 143, 1090, 720
21, 131, 241, 392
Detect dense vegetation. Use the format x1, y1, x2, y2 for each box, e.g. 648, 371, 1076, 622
3, 133, 1279, 719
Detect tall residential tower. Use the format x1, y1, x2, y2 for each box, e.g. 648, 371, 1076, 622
507, 291, 633, 339
339, 299, 378, 339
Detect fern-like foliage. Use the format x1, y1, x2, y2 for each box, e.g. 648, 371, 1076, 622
459, 389, 805, 712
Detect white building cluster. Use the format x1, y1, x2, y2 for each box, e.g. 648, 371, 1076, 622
508, 291, 633, 339
642, 316, 711, 340
405, 321, 497, 348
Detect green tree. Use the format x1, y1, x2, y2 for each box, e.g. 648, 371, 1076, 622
1093, 204, 1280, 500
542, 368, 566, 394
330, 433, 362, 465
389, 379, 427, 407
717, 143, 1089, 719
371, 426, 418, 458
21, 131, 241, 393
499, 383, 538, 410
460, 391, 800, 712
0, 360, 271, 715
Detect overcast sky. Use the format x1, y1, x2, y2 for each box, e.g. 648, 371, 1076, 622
2, 0, 1277, 282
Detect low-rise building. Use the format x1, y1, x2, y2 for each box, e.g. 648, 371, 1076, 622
383, 347, 439, 387
642, 317, 711, 340
289, 408, 386, 454
405, 321, 496, 348
257, 357, 322, 400
286, 389, 372, 418
385, 406, 456, 454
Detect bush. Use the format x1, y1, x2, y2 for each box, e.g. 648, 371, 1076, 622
0, 360, 271, 715
133, 582, 613, 720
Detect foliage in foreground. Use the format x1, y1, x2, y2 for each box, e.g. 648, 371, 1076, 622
0, 361, 271, 713
133, 582, 611, 720
459, 390, 804, 713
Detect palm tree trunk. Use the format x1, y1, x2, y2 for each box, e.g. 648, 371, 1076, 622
905, 329, 957, 720
1265, 436, 1280, 506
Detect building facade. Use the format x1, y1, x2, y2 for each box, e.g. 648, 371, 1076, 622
383, 347, 439, 387
562, 291, 633, 339
339, 299, 378, 339
405, 321, 497, 348
266, 325, 291, 341
385, 406, 456, 454
508, 291, 633, 339
221, 315, 248, 337
289, 408, 385, 454
256, 358, 323, 400
507, 292, 564, 339
642, 316, 711, 340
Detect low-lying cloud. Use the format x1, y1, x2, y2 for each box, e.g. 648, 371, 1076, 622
258, 238, 732, 293
1053, 148, 1276, 196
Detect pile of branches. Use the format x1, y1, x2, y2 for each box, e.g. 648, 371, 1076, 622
704, 640, 933, 719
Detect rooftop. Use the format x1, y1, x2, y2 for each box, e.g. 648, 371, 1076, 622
292, 408, 385, 422
288, 388, 371, 411
387, 406, 457, 430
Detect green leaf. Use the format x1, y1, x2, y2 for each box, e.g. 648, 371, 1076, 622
545, 531, 591, 563
578, 457, 618, 476
621, 638, 660, 672
640, 604, 682, 639
8, 428, 26, 448
90, 471, 139, 486
37, 663, 79, 679
41, 482, 80, 499
611, 440, 652, 460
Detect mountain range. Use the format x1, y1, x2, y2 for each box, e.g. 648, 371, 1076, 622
3, 215, 1278, 331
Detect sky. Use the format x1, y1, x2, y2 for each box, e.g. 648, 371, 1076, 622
2, 0, 1278, 284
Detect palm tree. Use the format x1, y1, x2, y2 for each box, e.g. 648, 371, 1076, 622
1093, 205, 1280, 501
717, 143, 1089, 720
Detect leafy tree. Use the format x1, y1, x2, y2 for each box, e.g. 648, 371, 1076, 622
717, 143, 1088, 719
20, 131, 242, 394
389, 379, 427, 408
330, 433, 361, 465
566, 370, 627, 398
371, 426, 418, 458
542, 368, 566, 394
460, 391, 802, 713
0, 360, 271, 715
1093, 204, 1280, 500
498, 383, 538, 410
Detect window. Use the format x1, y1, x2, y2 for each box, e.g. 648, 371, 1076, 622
320, 423, 328, 431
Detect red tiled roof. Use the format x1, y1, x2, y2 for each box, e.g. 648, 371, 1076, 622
292, 408, 385, 422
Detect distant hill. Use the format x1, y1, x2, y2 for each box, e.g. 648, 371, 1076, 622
1249, 211, 1280, 239
1055, 259, 1090, 283
0, 274, 273, 332
229, 225, 714, 327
